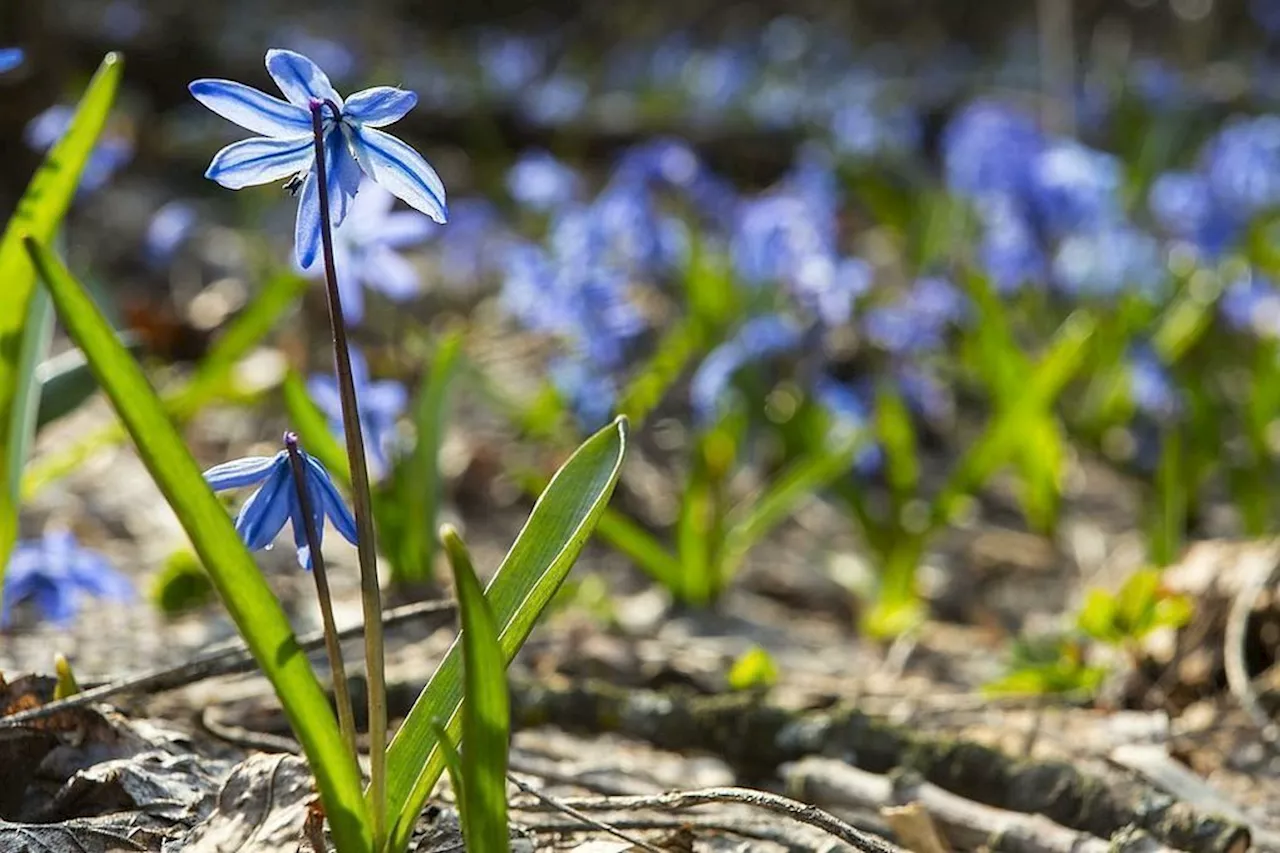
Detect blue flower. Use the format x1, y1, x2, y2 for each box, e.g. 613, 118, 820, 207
2, 530, 132, 628
145, 201, 199, 270
1028, 141, 1123, 235
0, 48, 23, 74
863, 277, 966, 354
943, 100, 1044, 200
690, 315, 802, 422
975, 193, 1047, 292
190, 49, 447, 268
1051, 224, 1163, 298
1127, 345, 1180, 419
1148, 170, 1239, 258
25, 105, 133, 194
550, 357, 618, 430
812, 377, 882, 474
1202, 115, 1280, 219
507, 149, 581, 212
307, 347, 407, 476
1221, 272, 1280, 337
298, 180, 435, 323
204, 439, 358, 569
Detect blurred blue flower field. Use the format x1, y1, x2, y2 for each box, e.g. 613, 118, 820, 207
4, 2, 1280, 850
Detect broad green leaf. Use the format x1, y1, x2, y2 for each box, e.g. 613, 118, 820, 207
385, 417, 628, 852
24, 239, 371, 853
23, 271, 309, 499
394, 331, 461, 584
0, 53, 122, 592
441, 526, 510, 853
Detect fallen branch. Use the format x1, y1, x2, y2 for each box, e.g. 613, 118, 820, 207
785, 756, 1195, 853
0, 599, 455, 728
506, 772, 666, 853
504, 676, 1251, 853
1223, 552, 1280, 748
519, 786, 903, 853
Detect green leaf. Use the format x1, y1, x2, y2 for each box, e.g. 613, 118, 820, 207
22, 271, 309, 500
719, 428, 869, 577
618, 318, 704, 428
0, 53, 123, 593
385, 417, 628, 852
393, 332, 461, 584
874, 382, 918, 502
24, 239, 372, 852
593, 508, 683, 590
9, 286, 55, 498
428, 720, 468, 830
932, 311, 1095, 530
727, 645, 778, 691
441, 526, 510, 853
1076, 588, 1121, 643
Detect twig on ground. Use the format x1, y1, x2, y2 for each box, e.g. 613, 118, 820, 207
522, 814, 847, 850
785, 756, 1192, 853
518, 786, 903, 853
506, 772, 666, 853
1223, 553, 1280, 749
0, 599, 455, 728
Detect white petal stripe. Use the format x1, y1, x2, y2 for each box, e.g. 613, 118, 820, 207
352, 126, 448, 223
189, 79, 310, 137
205, 135, 314, 189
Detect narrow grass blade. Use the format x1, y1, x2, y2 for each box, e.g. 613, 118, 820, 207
385, 417, 628, 852
593, 508, 682, 590
428, 720, 468, 829
720, 429, 868, 575
932, 311, 1095, 531
24, 239, 372, 853
0, 53, 122, 589
618, 318, 703, 428
441, 526, 510, 853
10, 288, 55, 498
396, 332, 462, 583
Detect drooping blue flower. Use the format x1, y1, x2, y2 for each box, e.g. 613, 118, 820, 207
943, 99, 1044, 200
519, 74, 589, 127
298, 179, 435, 323
812, 376, 882, 474
975, 192, 1047, 292
1127, 345, 1180, 419
1220, 272, 1280, 338
1028, 140, 1123, 235
190, 49, 447, 268
1201, 115, 1280, 219
433, 198, 510, 288
550, 356, 618, 430
2, 530, 132, 628
0, 48, 23, 74
1148, 170, 1239, 258
25, 105, 133, 194
477, 30, 545, 96
792, 255, 872, 327
690, 315, 802, 422
863, 277, 966, 354
307, 347, 407, 476
507, 149, 582, 212
144, 201, 199, 270
1051, 224, 1163, 298
204, 437, 358, 569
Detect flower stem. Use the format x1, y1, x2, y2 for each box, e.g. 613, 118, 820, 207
284, 431, 358, 760
309, 100, 388, 847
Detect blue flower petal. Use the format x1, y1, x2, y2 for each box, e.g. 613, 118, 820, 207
295, 170, 322, 268
362, 246, 419, 301
291, 504, 318, 569
204, 455, 280, 490
235, 464, 293, 550
327, 130, 362, 228
351, 125, 448, 223
189, 79, 311, 137
344, 86, 418, 127
266, 48, 343, 109
305, 455, 358, 545
205, 134, 314, 190
0, 48, 24, 74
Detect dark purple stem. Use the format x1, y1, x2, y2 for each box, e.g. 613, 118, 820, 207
283, 431, 357, 757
